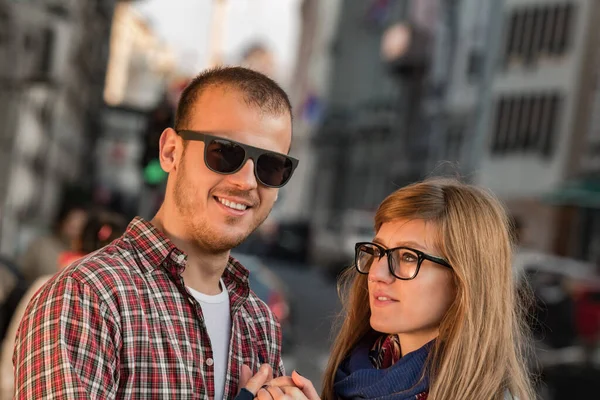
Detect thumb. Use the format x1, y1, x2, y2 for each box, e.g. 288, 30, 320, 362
292, 371, 320, 400
241, 364, 273, 395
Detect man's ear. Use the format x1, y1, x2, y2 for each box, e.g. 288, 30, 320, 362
159, 128, 181, 173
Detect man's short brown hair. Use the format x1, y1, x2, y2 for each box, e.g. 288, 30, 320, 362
174, 66, 292, 131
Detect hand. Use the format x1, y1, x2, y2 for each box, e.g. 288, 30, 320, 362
263, 371, 320, 400
255, 385, 301, 400
238, 364, 273, 398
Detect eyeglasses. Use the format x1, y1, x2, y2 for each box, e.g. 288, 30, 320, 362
177, 130, 299, 188
354, 242, 452, 280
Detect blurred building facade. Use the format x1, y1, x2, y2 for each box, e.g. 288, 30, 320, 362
104, 1, 176, 109
275, 0, 342, 225
98, 1, 177, 220
294, 0, 600, 268
303, 0, 439, 268
424, 0, 495, 175
0, 0, 124, 256
473, 0, 600, 262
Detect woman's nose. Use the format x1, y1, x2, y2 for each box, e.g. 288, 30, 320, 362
368, 255, 394, 283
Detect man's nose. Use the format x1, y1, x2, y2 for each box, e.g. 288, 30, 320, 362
227, 159, 258, 190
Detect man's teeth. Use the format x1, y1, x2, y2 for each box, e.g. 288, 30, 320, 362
218, 198, 248, 211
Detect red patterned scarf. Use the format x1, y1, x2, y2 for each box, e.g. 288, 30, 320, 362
366, 334, 429, 400
369, 334, 402, 369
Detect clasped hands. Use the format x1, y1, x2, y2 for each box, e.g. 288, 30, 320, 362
238, 364, 321, 400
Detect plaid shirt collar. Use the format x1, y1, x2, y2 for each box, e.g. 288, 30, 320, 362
124, 217, 251, 313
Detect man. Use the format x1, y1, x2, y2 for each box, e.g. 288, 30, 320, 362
14, 67, 299, 399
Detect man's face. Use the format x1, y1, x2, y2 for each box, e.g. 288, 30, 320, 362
168, 85, 292, 253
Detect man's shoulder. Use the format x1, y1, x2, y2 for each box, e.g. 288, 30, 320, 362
244, 290, 280, 328
69, 239, 134, 273
52, 239, 142, 300
227, 255, 278, 323
245, 290, 271, 312
19, 241, 140, 327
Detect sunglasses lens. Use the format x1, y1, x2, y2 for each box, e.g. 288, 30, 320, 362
205, 139, 246, 173
256, 153, 294, 187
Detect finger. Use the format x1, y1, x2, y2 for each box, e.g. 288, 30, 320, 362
244, 364, 273, 395
240, 364, 252, 388
291, 371, 320, 400
267, 363, 274, 381
266, 385, 289, 399
267, 376, 296, 388
283, 386, 311, 400
257, 391, 292, 400
257, 386, 275, 400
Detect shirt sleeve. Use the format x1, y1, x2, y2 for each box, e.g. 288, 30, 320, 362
13, 276, 121, 399
0, 276, 49, 396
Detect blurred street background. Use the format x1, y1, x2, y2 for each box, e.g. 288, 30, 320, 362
1, 0, 600, 398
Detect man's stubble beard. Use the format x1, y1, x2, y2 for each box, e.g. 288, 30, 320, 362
173, 163, 272, 253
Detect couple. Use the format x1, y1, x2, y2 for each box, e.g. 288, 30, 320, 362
13, 67, 534, 399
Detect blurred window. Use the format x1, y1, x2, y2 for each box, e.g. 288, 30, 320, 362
36, 28, 55, 80
492, 93, 563, 157
467, 50, 483, 82
442, 118, 466, 162
503, 3, 575, 68
0, 10, 8, 46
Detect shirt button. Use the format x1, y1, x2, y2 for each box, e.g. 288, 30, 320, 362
206, 358, 214, 366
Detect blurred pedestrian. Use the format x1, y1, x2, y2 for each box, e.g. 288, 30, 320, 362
240, 42, 277, 80
532, 272, 577, 349
0, 255, 27, 346
19, 202, 88, 282
14, 66, 299, 399
574, 283, 600, 365
259, 179, 535, 400
56, 210, 128, 269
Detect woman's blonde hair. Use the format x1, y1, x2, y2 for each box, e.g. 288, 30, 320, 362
322, 178, 535, 400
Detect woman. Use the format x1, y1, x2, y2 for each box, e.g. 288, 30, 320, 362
249, 178, 535, 400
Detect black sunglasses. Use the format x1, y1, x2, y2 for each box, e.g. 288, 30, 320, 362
354, 242, 452, 280
177, 130, 299, 188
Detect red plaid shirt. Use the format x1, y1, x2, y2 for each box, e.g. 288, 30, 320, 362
14, 217, 284, 399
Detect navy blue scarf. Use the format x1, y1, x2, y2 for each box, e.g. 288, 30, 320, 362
334, 336, 433, 400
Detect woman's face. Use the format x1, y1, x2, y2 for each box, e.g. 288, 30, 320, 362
368, 219, 455, 345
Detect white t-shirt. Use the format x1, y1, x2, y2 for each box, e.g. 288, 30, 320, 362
187, 280, 231, 400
